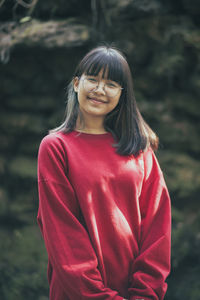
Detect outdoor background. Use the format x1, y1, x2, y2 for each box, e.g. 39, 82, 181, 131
0, 1, 200, 299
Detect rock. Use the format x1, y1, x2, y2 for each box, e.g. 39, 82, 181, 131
0, 18, 90, 64
0, 19, 90, 53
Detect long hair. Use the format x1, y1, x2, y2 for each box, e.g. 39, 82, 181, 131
50, 45, 158, 156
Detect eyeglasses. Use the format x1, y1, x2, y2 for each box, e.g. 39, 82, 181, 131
81, 76, 123, 98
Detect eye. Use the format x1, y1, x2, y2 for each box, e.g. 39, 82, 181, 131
87, 77, 98, 83
107, 82, 118, 88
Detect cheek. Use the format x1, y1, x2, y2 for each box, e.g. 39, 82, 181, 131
112, 95, 121, 108
77, 88, 87, 104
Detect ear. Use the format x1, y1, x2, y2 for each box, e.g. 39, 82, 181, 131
73, 77, 79, 92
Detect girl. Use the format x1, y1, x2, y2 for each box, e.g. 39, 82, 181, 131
37, 46, 171, 300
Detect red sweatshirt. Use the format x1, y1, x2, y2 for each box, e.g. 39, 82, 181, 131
37, 130, 171, 300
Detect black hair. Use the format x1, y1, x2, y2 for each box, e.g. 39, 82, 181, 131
50, 45, 158, 156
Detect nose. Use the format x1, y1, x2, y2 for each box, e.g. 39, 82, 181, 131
95, 81, 106, 94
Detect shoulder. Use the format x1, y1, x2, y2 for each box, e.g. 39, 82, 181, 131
38, 131, 74, 162
37, 132, 74, 177
39, 131, 73, 152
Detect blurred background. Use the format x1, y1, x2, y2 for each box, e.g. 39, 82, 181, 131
0, 1, 200, 299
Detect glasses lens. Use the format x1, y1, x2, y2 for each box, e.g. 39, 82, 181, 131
83, 78, 97, 92
83, 78, 122, 97
104, 86, 120, 97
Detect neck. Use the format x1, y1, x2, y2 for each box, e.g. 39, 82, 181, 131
75, 114, 107, 134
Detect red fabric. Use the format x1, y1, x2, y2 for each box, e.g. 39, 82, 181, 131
37, 131, 171, 300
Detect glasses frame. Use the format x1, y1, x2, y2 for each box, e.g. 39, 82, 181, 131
81, 76, 123, 98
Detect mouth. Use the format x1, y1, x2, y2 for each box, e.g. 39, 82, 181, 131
87, 96, 107, 104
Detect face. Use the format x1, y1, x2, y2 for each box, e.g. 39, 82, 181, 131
73, 69, 122, 121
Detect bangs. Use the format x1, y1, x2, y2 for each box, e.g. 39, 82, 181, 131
78, 50, 126, 86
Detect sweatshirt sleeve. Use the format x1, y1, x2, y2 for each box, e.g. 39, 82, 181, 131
37, 134, 123, 300
128, 149, 171, 300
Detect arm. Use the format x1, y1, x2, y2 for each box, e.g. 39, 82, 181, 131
37, 134, 123, 300
128, 149, 171, 300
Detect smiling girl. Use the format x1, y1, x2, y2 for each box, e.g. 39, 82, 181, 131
37, 46, 171, 300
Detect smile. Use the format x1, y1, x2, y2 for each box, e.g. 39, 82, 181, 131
87, 96, 107, 104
